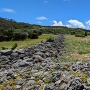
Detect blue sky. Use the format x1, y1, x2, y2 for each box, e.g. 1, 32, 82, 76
0, 0, 90, 29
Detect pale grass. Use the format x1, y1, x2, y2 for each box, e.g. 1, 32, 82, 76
70, 53, 90, 61
60, 35, 90, 62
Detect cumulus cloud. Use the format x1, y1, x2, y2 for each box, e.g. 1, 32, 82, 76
52, 20, 64, 26
66, 19, 85, 29
86, 20, 90, 26
2, 8, 15, 13
36, 16, 47, 20
37, 21, 42, 24
51, 19, 87, 29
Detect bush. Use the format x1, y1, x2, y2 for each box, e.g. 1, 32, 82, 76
75, 33, 85, 37
2, 47, 8, 50
75, 30, 85, 37
20, 34, 27, 40
0, 35, 4, 42
85, 31, 87, 36
33, 30, 37, 33
28, 32, 32, 39
28, 32, 38, 39
46, 36, 54, 42
11, 43, 17, 50
87, 31, 90, 35
13, 33, 27, 40
5, 36, 13, 41
37, 31, 42, 35
70, 31, 76, 35
31, 33, 38, 39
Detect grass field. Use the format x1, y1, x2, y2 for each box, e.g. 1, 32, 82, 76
0, 34, 56, 50
1, 34, 90, 62
60, 35, 90, 62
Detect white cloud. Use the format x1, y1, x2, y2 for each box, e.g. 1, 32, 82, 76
37, 21, 42, 24
86, 20, 90, 26
36, 16, 47, 20
44, 0, 48, 3
52, 20, 64, 26
51, 19, 88, 29
66, 19, 85, 29
2, 8, 15, 13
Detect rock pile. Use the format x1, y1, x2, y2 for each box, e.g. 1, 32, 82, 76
0, 34, 90, 90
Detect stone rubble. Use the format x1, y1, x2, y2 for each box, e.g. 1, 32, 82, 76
0, 34, 90, 90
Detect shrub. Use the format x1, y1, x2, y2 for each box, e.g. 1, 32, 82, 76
13, 33, 20, 40
75, 31, 85, 37
5, 36, 12, 41
75, 33, 85, 37
46, 36, 54, 42
31, 33, 38, 39
28, 32, 38, 39
2, 47, 8, 50
20, 34, 27, 40
85, 31, 87, 36
37, 31, 42, 35
70, 31, 76, 35
33, 30, 37, 33
13, 33, 27, 40
11, 43, 17, 50
87, 32, 90, 35
75, 30, 86, 37
0, 35, 13, 42
28, 32, 32, 39
0, 35, 4, 42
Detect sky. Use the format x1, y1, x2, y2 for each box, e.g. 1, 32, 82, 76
0, 0, 90, 29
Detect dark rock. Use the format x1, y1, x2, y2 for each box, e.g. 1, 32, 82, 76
32, 55, 44, 63
16, 78, 25, 85
19, 54, 25, 59
10, 52, 19, 60
52, 72, 62, 83
0, 50, 12, 55
1, 56, 9, 61
23, 85, 40, 90
17, 49, 25, 54
60, 83, 68, 90
18, 61, 30, 67
68, 78, 85, 90
6, 71, 17, 79
24, 57, 33, 62
12, 59, 30, 68
45, 83, 55, 90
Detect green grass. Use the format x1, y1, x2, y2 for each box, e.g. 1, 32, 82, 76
60, 35, 90, 62
0, 34, 56, 50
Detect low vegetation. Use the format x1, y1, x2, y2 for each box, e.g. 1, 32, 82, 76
60, 35, 90, 62
46, 36, 54, 42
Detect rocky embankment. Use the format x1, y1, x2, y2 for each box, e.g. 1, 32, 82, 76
0, 34, 90, 90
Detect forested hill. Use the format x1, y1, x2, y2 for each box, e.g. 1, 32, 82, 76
0, 17, 41, 31
0, 17, 90, 35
